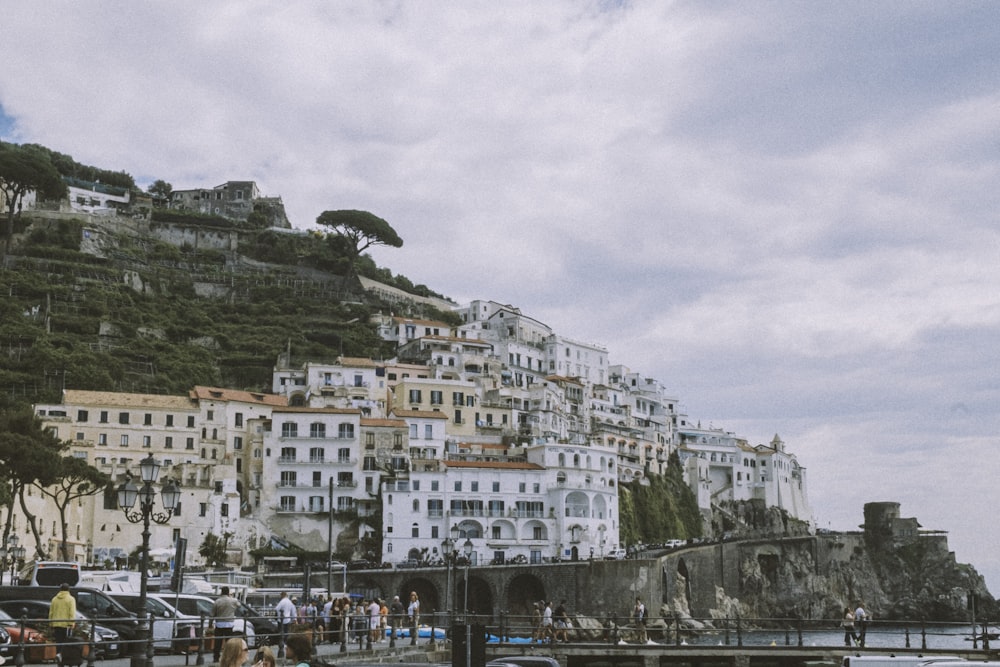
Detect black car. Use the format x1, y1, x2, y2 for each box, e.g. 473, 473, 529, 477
0, 625, 11, 661
0, 600, 121, 659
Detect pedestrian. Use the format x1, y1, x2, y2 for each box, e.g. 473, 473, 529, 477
541, 601, 553, 643
633, 597, 647, 643
48, 583, 77, 659
554, 600, 569, 643
530, 602, 542, 643
379, 599, 388, 641
389, 595, 405, 639
252, 646, 275, 667
842, 607, 857, 646
284, 633, 312, 667
219, 637, 249, 667
211, 586, 240, 663
407, 591, 420, 637
368, 597, 381, 643
854, 601, 869, 647
274, 591, 297, 656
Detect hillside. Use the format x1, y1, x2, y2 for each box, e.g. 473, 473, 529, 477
0, 212, 445, 408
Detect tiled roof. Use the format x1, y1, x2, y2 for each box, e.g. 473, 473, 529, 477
444, 460, 544, 470
190, 386, 287, 406
63, 389, 195, 409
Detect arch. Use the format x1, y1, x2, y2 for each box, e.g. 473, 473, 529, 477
397, 577, 441, 616
457, 574, 494, 618
564, 491, 589, 518
592, 495, 608, 520
456, 520, 484, 538
505, 573, 547, 621
289, 393, 308, 407
519, 520, 547, 541
491, 519, 516, 540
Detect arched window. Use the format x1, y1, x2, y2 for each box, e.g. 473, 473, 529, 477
413, 499, 420, 511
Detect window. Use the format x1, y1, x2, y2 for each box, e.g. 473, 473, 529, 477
75, 432, 84, 441
185, 437, 194, 450
220, 503, 229, 517
233, 436, 243, 450
120, 435, 129, 447
144, 413, 153, 426
308, 496, 324, 512
471, 481, 479, 492
142, 436, 151, 448
338, 423, 354, 439
492, 526, 501, 539
309, 447, 324, 463
281, 422, 298, 438
409, 424, 418, 438
431, 481, 439, 491
312, 471, 322, 487
393, 433, 403, 447
454, 481, 462, 492
99, 411, 108, 423
165, 436, 173, 449
199, 503, 207, 517
280, 447, 296, 462
533, 483, 540, 493
166, 415, 174, 427
454, 409, 462, 424
310, 422, 326, 438
338, 448, 350, 463
280, 471, 297, 487
98, 433, 107, 446
430, 391, 443, 405
411, 524, 419, 538
424, 424, 433, 440
488, 500, 504, 516
452, 392, 464, 406
408, 389, 422, 404
280, 496, 295, 512
187, 416, 195, 428
518, 482, 526, 493
365, 433, 375, 448
77, 410, 88, 422
492, 482, 500, 492
235, 413, 243, 427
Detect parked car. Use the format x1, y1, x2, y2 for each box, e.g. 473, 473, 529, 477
0, 599, 120, 659
149, 593, 260, 648
110, 592, 201, 653
0, 606, 56, 663
0, 585, 138, 644
0, 625, 12, 662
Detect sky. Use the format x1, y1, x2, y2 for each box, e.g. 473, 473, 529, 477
2, 2, 999, 593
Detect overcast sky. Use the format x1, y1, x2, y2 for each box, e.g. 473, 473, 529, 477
3, 2, 999, 595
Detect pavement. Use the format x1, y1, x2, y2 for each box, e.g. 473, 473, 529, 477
38, 634, 447, 667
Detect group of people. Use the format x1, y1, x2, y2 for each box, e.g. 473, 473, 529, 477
531, 600, 571, 644
270, 589, 421, 650
842, 602, 871, 647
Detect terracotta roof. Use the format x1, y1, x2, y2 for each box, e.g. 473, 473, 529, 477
444, 460, 544, 470
392, 316, 452, 327
418, 335, 492, 347
361, 418, 408, 428
390, 409, 449, 420
190, 386, 287, 406
272, 406, 361, 415
62, 389, 196, 410
335, 357, 379, 368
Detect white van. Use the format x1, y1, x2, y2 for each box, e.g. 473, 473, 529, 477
16, 561, 80, 587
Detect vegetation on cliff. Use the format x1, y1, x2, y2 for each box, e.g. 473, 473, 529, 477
620, 452, 703, 546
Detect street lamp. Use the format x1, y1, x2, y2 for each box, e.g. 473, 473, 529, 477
117, 454, 181, 667
442, 524, 459, 624
463, 538, 473, 667
1, 534, 26, 584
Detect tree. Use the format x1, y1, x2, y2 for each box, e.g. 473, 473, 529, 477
199, 531, 232, 567
146, 179, 173, 208
35, 455, 111, 561
315, 210, 403, 276
0, 142, 67, 254
0, 407, 66, 558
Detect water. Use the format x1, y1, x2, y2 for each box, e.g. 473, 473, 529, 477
676, 624, 998, 651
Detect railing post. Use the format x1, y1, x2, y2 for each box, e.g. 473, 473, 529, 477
920, 622, 927, 650
904, 627, 910, 648
736, 616, 743, 647
784, 626, 790, 646
724, 619, 730, 646
983, 620, 991, 651
674, 616, 681, 647
15, 613, 25, 667
196, 613, 205, 665
340, 609, 347, 653
86, 618, 97, 667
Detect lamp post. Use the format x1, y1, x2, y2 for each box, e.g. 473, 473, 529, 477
463, 538, 473, 667
442, 524, 459, 627
1, 535, 26, 584
117, 454, 181, 667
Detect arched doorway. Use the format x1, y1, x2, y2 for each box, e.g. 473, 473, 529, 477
397, 577, 441, 617
506, 573, 547, 625
457, 574, 494, 619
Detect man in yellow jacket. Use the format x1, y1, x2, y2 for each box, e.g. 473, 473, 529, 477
48, 584, 77, 651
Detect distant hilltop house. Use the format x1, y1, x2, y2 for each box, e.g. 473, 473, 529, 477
169, 180, 291, 228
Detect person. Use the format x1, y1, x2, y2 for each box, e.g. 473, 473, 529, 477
274, 591, 297, 656
368, 597, 381, 643
407, 591, 420, 643
530, 602, 542, 643
48, 583, 77, 658
633, 597, 647, 643
319, 596, 331, 643
553, 600, 569, 643
212, 586, 240, 663
842, 607, 857, 646
854, 602, 869, 647
252, 645, 275, 667
541, 601, 553, 643
219, 637, 249, 667
284, 633, 312, 667
379, 599, 388, 642
389, 595, 405, 639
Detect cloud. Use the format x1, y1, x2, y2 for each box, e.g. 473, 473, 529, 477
2, 0, 999, 591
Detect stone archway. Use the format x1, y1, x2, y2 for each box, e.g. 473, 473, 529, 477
457, 573, 494, 619
397, 577, 441, 616
506, 573, 547, 621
